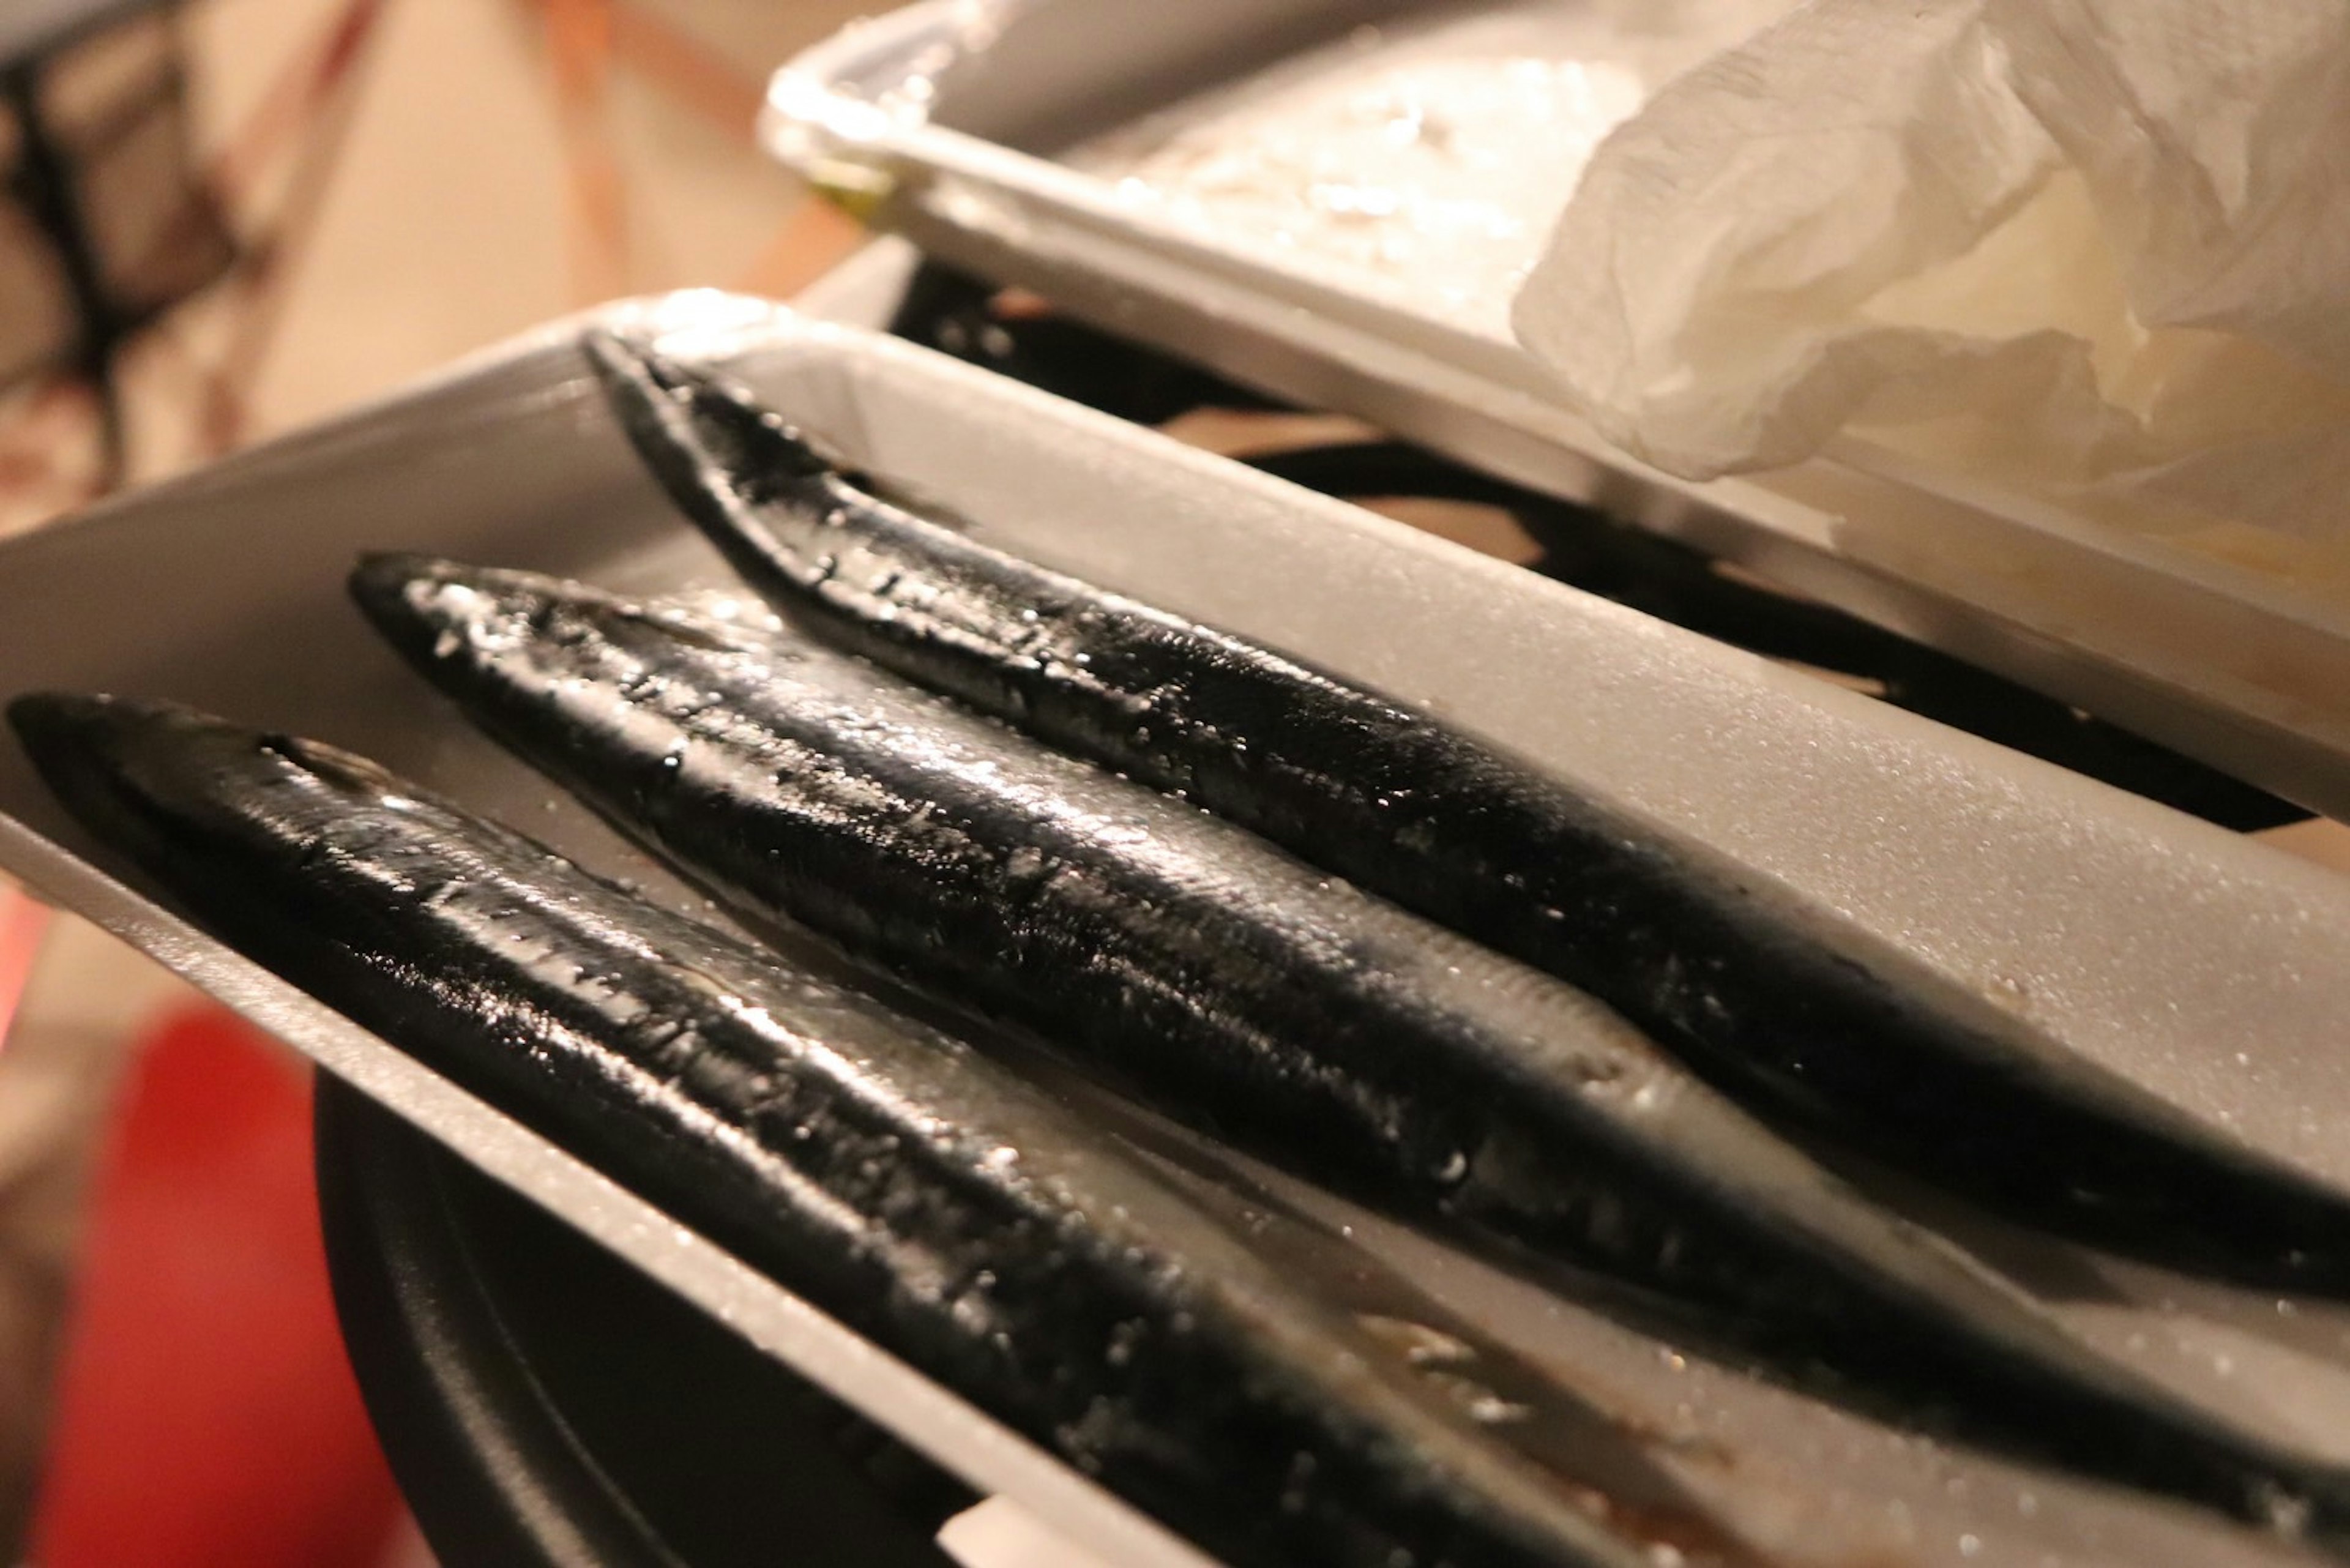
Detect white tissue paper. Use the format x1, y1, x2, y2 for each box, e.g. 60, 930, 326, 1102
1511, 0, 2350, 578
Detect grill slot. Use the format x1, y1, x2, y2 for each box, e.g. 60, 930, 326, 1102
888, 264, 2306, 834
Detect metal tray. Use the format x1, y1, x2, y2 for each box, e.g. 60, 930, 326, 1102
764, 0, 2350, 823
2, 267, 2349, 1565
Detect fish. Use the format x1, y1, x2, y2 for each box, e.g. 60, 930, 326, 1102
351, 553, 2350, 1551
7, 690, 1718, 1568
580, 329, 2350, 1297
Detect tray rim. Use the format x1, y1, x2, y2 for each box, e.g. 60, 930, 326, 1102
760, 0, 2350, 821
8, 262, 2350, 1565
0, 286, 1225, 1568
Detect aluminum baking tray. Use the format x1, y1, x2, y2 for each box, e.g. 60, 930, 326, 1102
764, 0, 2350, 823
4, 269, 2350, 1565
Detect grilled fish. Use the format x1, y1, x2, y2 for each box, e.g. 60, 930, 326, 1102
352, 554, 2350, 1551
8, 690, 1719, 1568
581, 329, 2350, 1296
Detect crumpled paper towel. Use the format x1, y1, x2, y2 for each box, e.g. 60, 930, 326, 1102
1511, 0, 2350, 569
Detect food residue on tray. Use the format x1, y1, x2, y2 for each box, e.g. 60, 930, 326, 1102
1070, 2, 1795, 329
1083, 53, 1644, 330
1071, 1, 2350, 600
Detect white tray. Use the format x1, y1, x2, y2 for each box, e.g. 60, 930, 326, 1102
0, 272, 2344, 1565
765, 0, 2350, 821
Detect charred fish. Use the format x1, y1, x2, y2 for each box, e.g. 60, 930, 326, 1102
354, 555, 2350, 1551
581, 329, 2350, 1297
7, 691, 1734, 1568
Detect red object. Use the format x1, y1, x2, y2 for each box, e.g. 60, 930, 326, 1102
29, 1006, 407, 1568
0, 887, 49, 1048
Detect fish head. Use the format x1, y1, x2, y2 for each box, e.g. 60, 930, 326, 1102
580, 329, 836, 507
7, 692, 407, 894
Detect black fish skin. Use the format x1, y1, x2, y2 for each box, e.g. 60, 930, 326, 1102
354, 556, 2350, 1551
581, 329, 2350, 1297
7, 692, 1692, 1568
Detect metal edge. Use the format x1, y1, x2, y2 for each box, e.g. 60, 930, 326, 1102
762, 0, 2350, 818
0, 828, 1219, 1568
12, 266, 2350, 1555
0, 294, 1223, 1568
